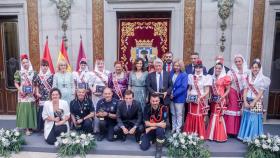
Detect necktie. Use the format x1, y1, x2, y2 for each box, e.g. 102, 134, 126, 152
159, 73, 163, 91
127, 105, 131, 113
167, 64, 171, 72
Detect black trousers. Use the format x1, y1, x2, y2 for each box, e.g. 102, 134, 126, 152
99, 119, 116, 141
113, 122, 144, 141
140, 127, 165, 151
37, 106, 44, 131
46, 124, 67, 145
75, 118, 93, 133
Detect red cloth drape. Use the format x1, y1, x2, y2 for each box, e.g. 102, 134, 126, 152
118, 18, 170, 70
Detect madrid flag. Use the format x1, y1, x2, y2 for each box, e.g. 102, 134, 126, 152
42, 37, 55, 74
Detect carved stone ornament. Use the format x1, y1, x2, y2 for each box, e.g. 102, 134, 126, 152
217, 0, 234, 53
50, 0, 73, 45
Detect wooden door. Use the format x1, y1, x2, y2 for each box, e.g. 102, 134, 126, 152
0, 17, 19, 115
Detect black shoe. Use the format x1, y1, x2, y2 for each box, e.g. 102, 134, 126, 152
155, 142, 163, 158
121, 135, 126, 142
97, 134, 104, 141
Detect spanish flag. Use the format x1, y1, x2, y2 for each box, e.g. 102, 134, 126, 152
57, 40, 71, 72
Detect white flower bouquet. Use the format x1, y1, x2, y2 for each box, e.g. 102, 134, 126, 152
54, 132, 96, 157
0, 128, 25, 158
246, 134, 280, 158
167, 132, 210, 158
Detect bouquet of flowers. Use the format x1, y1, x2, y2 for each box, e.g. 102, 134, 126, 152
246, 134, 280, 158
167, 132, 210, 158
54, 132, 96, 158
0, 128, 25, 158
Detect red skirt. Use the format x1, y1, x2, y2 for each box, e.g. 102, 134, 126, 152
183, 102, 206, 139
224, 88, 241, 135
206, 103, 227, 142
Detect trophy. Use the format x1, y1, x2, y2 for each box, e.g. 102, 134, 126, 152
75, 115, 82, 128
22, 85, 33, 94
98, 108, 105, 120
54, 109, 64, 121
158, 87, 165, 98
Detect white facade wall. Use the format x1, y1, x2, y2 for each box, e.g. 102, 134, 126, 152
38, 0, 93, 70
195, 0, 254, 69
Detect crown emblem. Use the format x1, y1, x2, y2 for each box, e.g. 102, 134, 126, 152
135, 39, 154, 47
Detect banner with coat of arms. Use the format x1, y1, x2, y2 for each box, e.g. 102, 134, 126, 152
118, 18, 170, 70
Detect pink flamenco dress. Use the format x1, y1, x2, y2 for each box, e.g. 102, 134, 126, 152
206, 76, 231, 142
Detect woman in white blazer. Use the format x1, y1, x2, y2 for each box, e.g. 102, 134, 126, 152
42, 88, 70, 145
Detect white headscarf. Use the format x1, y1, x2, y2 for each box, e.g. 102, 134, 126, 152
39, 66, 52, 78
20, 59, 33, 72
94, 59, 109, 74
212, 61, 227, 80
248, 60, 271, 91
231, 54, 249, 74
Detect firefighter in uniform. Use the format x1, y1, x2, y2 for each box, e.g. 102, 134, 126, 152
140, 93, 167, 158
96, 87, 118, 141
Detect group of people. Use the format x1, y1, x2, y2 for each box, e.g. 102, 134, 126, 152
14, 51, 270, 158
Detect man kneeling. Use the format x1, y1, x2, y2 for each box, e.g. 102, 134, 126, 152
70, 88, 94, 133
140, 93, 167, 158
114, 90, 144, 142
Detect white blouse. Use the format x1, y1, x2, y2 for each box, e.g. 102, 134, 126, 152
42, 100, 70, 139
227, 70, 247, 91
72, 71, 92, 85
245, 75, 270, 99
90, 70, 110, 88
188, 74, 212, 96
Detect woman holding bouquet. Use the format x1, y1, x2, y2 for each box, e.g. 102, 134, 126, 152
206, 62, 231, 142
14, 54, 37, 136
238, 59, 271, 141
183, 59, 211, 139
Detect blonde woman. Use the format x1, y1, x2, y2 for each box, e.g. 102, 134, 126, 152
170, 59, 188, 133
53, 59, 75, 104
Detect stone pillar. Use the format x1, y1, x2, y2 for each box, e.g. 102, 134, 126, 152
92, 0, 104, 61
183, 0, 196, 64
27, 0, 40, 71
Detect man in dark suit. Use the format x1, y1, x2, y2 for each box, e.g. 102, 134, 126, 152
114, 90, 144, 142
185, 52, 207, 75
207, 55, 230, 75
163, 51, 173, 73
146, 58, 173, 106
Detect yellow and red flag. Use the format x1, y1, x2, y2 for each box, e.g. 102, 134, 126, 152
57, 40, 72, 72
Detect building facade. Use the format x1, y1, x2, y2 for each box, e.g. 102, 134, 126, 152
0, 0, 279, 119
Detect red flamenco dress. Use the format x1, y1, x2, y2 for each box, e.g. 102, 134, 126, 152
206, 76, 231, 142
183, 74, 211, 139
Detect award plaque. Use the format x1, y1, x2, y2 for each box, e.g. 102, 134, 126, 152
210, 95, 221, 103
96, 85, 105, 94
186, 95, 198, 103
22, 86, 33, 94
78, 83, 88, 89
